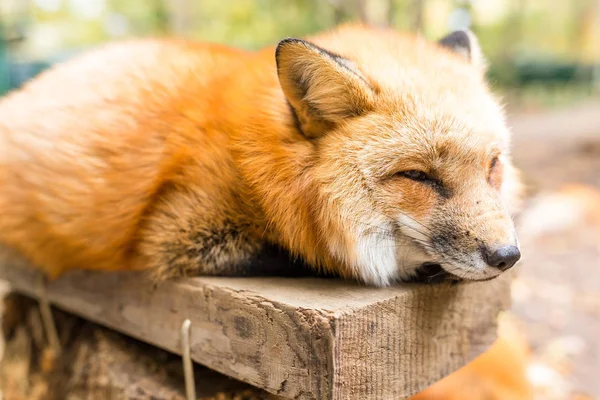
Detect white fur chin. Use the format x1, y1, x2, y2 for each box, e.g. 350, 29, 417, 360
352, 218, 442, 286
355, 231, 398, 286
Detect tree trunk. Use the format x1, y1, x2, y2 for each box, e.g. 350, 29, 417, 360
409, 0, 425, 33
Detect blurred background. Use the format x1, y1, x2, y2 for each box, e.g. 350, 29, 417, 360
0, 1, 599, 399
1, 0, 599, 109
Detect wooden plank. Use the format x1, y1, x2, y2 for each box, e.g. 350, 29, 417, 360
0, 256, 511, 399
1, 292, 276, 400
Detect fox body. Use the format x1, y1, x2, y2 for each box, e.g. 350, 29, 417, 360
0, 25, 522, 286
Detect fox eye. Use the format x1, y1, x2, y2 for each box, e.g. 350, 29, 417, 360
488, 156, 503, 188
395, 170, 451, 197
399, 170, 433, 182
490, 156, 499, 171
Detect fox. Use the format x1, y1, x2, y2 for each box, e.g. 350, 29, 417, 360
0, 24, 522, 286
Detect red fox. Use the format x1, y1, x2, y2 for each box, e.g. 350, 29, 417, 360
0, 25, 522, 285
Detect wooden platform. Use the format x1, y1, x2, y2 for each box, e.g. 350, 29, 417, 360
0, 259, 511, 399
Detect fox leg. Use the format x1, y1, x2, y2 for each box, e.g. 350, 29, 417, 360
135, 183, 265, 280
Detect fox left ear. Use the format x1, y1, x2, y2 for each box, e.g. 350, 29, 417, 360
438, 30, 486, 70
276, 38, 375, 138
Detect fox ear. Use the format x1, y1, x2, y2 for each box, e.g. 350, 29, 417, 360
438, 30, 486, 69
276, 38, 374, 138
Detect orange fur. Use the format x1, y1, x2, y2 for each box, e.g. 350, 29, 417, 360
0, 25, 521, 285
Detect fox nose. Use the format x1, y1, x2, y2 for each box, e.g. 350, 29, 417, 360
482, 245, 521, 271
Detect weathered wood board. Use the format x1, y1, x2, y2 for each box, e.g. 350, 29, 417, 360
1, 292, 276, 400
0, 258, 511, 399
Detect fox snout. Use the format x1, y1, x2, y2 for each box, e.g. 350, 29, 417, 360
427, 194, 521, 281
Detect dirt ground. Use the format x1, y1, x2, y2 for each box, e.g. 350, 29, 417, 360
509, 101, 600, 399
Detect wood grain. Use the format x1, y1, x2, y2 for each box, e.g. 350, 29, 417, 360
0, 292, 277, 400
0, 255, 511, 399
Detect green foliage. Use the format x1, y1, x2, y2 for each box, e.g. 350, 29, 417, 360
107, 0, 169, 36
0, 0, 598, 105
186, 0, 337, 49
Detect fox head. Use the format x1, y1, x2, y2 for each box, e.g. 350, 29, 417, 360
252, 26, 522, 286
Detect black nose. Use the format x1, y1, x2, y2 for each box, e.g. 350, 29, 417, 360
482, 245, 521, 271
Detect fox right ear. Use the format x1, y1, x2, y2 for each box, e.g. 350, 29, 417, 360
275, 38, 375, 138
438, 30, 486, 70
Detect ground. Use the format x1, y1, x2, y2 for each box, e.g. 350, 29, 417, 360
508, 100, 600, 400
